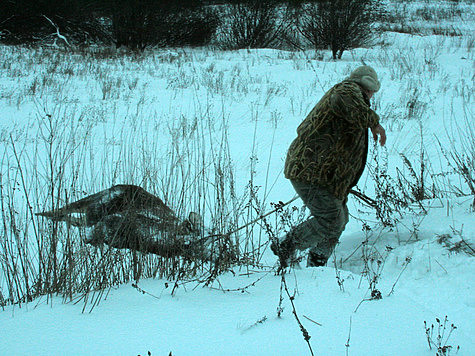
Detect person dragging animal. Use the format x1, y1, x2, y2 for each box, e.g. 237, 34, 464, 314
272, 65, 386, 269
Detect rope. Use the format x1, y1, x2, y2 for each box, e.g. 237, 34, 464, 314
200, 189, 376, 242
200, 196, 299, 242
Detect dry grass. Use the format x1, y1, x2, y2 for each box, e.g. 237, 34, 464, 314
0, 2, 473, 308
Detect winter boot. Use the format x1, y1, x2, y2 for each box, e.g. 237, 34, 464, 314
307, 250, 328, 267
270, 237, 295, 269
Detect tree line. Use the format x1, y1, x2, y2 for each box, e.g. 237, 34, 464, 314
0, 0, 385, 59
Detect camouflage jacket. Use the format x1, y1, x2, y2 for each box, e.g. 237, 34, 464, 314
284, 80, 380, 199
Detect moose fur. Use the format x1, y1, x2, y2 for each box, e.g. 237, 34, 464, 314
36, 185, 212, 260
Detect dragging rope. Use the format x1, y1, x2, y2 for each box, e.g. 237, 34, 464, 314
201, 189, 376, 242
198, 196, 299, 243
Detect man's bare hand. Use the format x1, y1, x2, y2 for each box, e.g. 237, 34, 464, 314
371, 124, 386, 146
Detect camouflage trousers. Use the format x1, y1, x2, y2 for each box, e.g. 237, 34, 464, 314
287, 180, 349, 261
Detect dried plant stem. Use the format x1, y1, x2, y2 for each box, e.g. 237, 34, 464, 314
132, 283, 161, 300
303, 315, 322, 327
345, 317, 352, 356
387, 256, 412, 297
281, 274, 315, 356
209, 272, 271, 294
10, 135, 40, 244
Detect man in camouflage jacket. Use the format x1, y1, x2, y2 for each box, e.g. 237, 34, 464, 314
272, 65, 386, 268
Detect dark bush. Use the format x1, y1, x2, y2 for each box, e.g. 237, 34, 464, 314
107, 0, 219, 50
0, 0, 218, 49
296, 0, 386, 59
153, 8, 220, 48
217, 0, 293, 49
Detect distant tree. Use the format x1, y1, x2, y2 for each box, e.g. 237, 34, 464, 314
162, 7, 220, 47
297, 0, 386, 59
217, 0, 293, 49
105, 0, 219, 50
0, 0, 218, 49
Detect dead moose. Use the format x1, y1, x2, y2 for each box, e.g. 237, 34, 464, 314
36, 184, 231, 262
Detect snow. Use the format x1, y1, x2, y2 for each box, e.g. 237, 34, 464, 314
1, 1, 474, 355
2, 235, 474, 355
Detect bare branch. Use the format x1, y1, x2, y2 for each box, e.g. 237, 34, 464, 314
42, 15, 72, 48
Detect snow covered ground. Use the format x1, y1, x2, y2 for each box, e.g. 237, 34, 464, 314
2, 198, 474, 355
1, 1, 474, 355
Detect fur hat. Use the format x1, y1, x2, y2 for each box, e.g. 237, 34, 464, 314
348, 65, 380, 92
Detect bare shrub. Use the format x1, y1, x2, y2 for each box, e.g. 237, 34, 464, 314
296, 0, 386, 59
353, 226, 390, 312
397, 148, 438, 206
424, 316, 459, 356
437, 230, 475, 257
404, 87, 428, 120
217, 0, 293, 49
366, 146, 408, 229
90, 0, 220, 50
158, 8, 220, 47
438, 115, 475, 210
